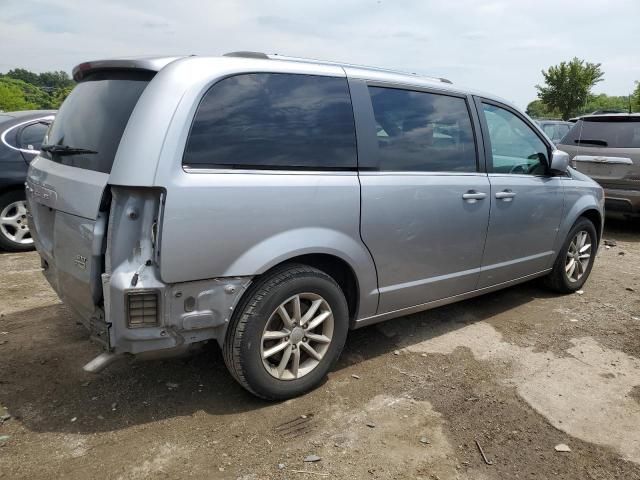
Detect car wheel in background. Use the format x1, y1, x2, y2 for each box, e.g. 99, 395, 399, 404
0, 191, 34, 252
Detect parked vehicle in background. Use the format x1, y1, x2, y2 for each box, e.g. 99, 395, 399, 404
536, 119, 572, 144
568, 110, 629, 123
0, 110, 55, 251
558, 114, 640, 218
27, 53, 603, 399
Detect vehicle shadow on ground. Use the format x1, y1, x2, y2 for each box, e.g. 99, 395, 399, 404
603, 217, 640, 243
0, 281, 555, 436
0, 219, 637, 435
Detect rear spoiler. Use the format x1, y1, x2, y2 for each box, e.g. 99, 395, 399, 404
72, 56, 188, 82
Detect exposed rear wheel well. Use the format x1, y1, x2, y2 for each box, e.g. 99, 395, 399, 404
580, 209, 602, 244
265, 254, 359, 323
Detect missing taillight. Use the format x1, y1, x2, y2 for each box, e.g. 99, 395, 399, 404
126, 290, 159, 328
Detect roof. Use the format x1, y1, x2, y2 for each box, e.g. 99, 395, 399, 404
0, 110, 56, 118
0, 110, 56, 130
576, 113, 640, 121
70, 52, 518, 111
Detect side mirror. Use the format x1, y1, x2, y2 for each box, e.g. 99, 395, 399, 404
549, 150, 570, 173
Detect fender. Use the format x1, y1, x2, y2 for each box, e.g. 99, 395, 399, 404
223, 227, 379, 319
553, 177, 604, 257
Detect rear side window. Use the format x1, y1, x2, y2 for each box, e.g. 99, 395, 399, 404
43, 71, 152, 173
367, 86, 476, 172
562, 118, 640, 148
183, 73, 357, 170
19, 122, 49, 151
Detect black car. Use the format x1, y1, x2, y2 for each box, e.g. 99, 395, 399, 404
0, 110, 55, 251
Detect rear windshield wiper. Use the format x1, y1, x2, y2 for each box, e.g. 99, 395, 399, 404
41, 144, 98, 156
574, 139, 608, 147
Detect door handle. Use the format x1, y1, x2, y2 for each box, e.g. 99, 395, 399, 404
495, 190, 516, 201
462, 190, 487, 203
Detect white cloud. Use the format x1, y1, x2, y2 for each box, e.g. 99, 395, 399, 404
0, 0, 638, 108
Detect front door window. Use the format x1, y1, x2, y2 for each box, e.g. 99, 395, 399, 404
482, 103, 548, 175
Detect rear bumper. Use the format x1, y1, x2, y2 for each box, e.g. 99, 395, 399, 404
38, 247, 252, 357
603, 188, 640, 216
102, 270, 252, 356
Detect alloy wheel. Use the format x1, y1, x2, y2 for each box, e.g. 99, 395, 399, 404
0, 200, 33, 246
565, 230, 591, 282
261, 293, 334, 380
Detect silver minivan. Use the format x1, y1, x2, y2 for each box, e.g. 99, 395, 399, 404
26, 53, 604, 399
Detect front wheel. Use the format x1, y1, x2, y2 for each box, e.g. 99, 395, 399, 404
545, 217, 598, 293
223, 264, 349, 400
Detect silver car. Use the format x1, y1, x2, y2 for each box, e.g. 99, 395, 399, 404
557, 114, 640, 218
26, 53, 604, 399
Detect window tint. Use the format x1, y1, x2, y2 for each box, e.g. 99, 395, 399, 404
44, 71, 152, 173
482, 103, 548, 175
561, 118, 640, 148
19, 122, 49, 151
183, 73, 356, 169
368, 87, 476, 172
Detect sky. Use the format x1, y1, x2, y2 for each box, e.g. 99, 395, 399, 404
0, 0, 638, 109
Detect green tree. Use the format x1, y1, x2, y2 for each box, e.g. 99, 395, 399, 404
0, 68, 75, 111
536, 58, 604, 120
634, 81, 640, 112
38, 70, 74, 91
525, 99, 559, 119
3, 68, 73, 91
0, 78, 51, 111
4, 68, 40, 86
580, 93, 630, 115
51, 85, 73, 107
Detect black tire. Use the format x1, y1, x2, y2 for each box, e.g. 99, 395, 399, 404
0, 190, 34, 252
544, 217, 598, 293
223, 264, 349, 400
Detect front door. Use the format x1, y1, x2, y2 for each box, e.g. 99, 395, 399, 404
476, 100, 564, 288
355, 82, 490, 314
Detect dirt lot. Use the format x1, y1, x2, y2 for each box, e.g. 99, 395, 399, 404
1, 219, 639, 480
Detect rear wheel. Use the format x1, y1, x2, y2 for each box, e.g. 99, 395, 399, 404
545, 217, 597, 293
0, 191, 34, 252
223, 264, 349, 400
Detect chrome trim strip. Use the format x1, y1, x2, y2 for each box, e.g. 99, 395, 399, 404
573, 155, 633, 165
354, 269, 551, 328
359, 171, 487, 177
379, 266, 481, 295
183, 167, 357, 176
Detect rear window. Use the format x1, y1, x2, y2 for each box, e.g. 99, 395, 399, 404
562, 118, 640, 148
183, 73, 357, 170
43, 71, 152, 173
20, 122, 49, 150
541, 123, 571, 142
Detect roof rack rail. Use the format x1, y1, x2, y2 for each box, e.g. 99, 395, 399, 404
221, 51, 452, 84
268, 53, 452, 84
223, 51, 269, 59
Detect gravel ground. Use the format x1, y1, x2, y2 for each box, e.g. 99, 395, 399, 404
0, 219, 639, 480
